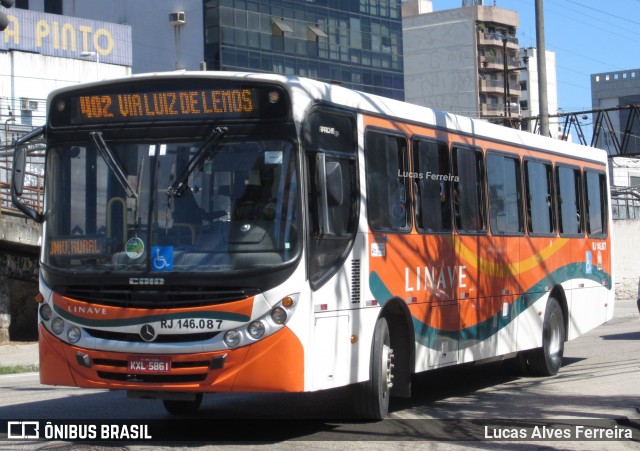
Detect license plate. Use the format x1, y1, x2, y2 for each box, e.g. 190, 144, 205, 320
127, 355, 171, 374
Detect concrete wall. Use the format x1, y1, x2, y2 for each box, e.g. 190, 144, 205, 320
402, 5, 520, 117
0, 51, 131, 146
403, 8, 479, 115
0, 247, 39, 343
60, 0, 205, 73
612, 219, 640, 301
0, 213, 41, 342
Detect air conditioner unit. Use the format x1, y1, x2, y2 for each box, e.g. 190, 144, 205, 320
20, 98, 38, 112
169, 11, 185, 26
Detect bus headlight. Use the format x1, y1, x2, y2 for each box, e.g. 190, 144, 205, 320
67, 327, 81, 344
51, 317, 65, 335
224, 330, 241, 348
40, 304, 52, 321
247, 321, 265, 339
220, 294, 298, 348
270, 307, 287, 325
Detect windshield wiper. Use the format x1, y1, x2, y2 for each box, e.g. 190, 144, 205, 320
90, 131, 138, 199
167, 126, 228, 197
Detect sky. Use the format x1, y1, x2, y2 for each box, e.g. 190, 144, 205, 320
430, 0, 640, 114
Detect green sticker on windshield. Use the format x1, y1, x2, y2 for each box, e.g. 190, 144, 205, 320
125, 237, 145, 259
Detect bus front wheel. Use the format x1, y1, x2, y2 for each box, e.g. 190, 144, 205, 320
526, 298, 565, 376
162, 393, 203, 415
354, 317, 395, 420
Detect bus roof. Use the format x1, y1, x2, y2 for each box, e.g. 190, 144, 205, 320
47, 70, 608, 166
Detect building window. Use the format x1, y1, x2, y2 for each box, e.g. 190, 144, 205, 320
612, 194, 640, 219
44, 0, 62, 14
307, 23, 327, 41
272, 17, 293, 36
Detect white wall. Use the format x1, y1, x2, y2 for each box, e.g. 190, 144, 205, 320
0, 52, 130, 132
611, 158, 640, 187
613, 219, 640, 300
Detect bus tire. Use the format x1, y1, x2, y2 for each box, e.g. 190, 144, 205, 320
526, 298, 565, 376
355, 317, 394, 420
162, 393, 203, 415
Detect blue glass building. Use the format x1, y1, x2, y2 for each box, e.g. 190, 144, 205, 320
204, 0, 404, 100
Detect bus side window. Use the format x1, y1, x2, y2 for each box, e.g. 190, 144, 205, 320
365, 130, 410, 232
584, 170, 608, 236
556, 165, 583, 236
413, 139, 452, 233
452, 146, 485, 233
487, 152, 523, 235
524, 160, 554, 235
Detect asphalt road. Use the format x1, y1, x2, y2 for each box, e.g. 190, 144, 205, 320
0, 298, 638, 450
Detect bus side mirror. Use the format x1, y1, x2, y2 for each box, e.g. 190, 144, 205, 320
12, 144, 26, 196
11, 127, 45, 223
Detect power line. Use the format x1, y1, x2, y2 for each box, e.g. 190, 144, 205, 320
513, 0, 640, 113
564, 0, 640, 27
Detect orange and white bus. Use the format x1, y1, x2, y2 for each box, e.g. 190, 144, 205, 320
12, 72, 613, 419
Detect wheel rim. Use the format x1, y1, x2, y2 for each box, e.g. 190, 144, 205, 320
380, 343, 394, 399
547, 312, 561, 357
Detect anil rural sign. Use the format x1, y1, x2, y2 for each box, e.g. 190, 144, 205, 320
0, 9, 131, 66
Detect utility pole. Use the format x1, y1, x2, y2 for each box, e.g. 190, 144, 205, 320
535, 0, 550, 137
503, 37, 510, 121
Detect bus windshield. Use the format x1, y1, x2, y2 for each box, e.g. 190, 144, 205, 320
43, 137, 300, 275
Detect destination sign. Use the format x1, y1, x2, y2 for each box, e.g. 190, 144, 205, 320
49, 237, 105, 257
48, 79, 291, 127
76, 89, 256, 123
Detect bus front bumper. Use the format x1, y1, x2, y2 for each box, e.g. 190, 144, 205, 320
38, 323, 304, 393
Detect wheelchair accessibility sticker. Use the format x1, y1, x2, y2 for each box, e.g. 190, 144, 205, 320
152, 246, 174, 271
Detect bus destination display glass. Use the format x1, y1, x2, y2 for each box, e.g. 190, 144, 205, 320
49, 80, 289, 126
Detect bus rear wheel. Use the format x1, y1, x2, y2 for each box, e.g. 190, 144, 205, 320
525, 298, 565, 376
162, 393, 203, 415
354, 317, 395, 420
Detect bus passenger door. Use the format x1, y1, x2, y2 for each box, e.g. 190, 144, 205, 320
303, 108, 360, 389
